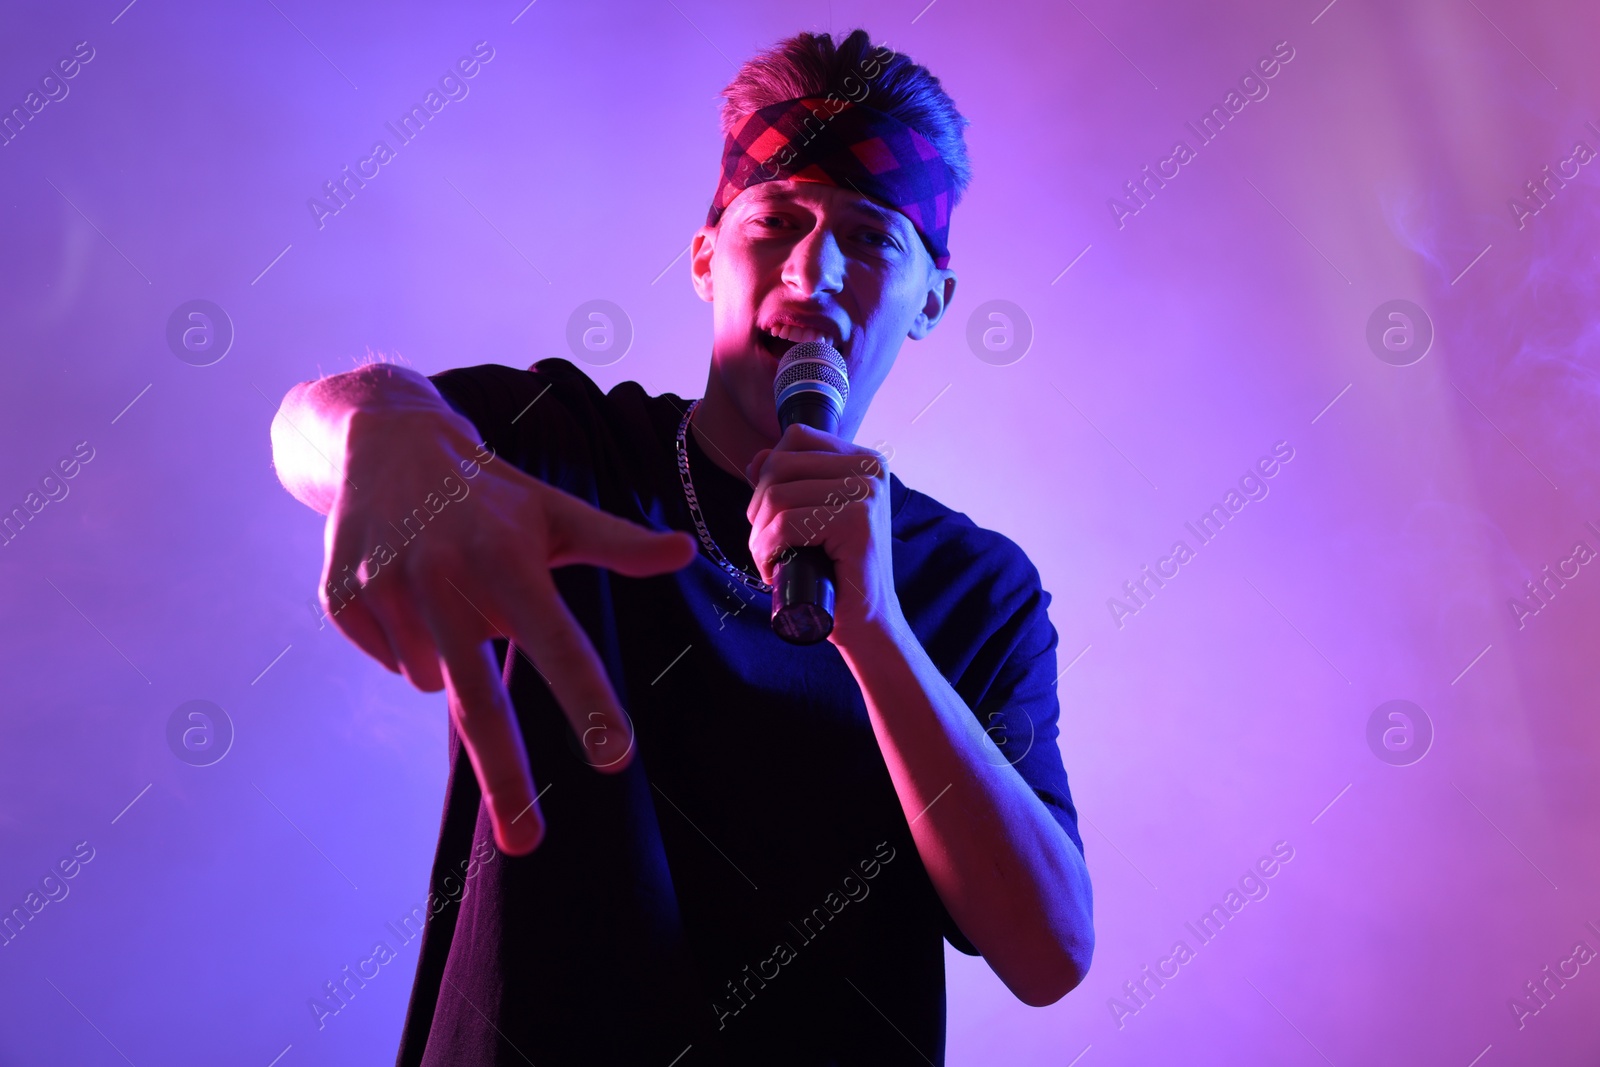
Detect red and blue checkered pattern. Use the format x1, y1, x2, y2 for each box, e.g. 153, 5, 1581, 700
707, 96, 954, 269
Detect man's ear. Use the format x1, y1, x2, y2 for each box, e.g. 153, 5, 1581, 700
690, 225, 717, 302
907, 268, 957, 341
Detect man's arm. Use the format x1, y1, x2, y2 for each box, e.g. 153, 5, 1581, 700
268, 361, 698, 854
744, 423, 1094, 1005
832, 617, 1094, 1006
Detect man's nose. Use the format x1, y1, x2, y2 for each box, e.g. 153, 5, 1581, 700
782, 225, 845, 298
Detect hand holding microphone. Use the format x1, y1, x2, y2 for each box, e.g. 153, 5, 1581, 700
766, 341, 850, 645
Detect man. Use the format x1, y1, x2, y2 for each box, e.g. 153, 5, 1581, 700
271, 28, 1092, 1067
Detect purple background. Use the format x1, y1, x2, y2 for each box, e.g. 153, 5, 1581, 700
2, 0, 1598, 1064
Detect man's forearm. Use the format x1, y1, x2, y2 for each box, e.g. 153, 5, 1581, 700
270, 362, 465, 515
834, 611, 1094, 1006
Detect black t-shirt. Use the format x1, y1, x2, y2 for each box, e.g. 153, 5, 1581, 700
393, 358, 1084, 1067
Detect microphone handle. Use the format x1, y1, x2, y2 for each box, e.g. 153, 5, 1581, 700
771, 544, 836, 645
770, 395, 840, 645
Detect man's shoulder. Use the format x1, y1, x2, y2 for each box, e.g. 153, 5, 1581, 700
431, 356, 639, 402
892, 477, 1045, 604
429, 358, 682, 448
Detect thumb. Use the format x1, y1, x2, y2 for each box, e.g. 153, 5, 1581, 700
544, 491, 699, 576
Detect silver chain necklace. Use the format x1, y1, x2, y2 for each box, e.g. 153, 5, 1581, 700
675, 398, 773, 594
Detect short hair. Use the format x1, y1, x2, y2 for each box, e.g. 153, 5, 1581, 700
717, 29, 972, 207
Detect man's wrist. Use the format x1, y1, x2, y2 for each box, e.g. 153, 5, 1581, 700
831, 599, 915, 666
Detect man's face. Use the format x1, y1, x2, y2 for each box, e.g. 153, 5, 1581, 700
690, 179, 957, 442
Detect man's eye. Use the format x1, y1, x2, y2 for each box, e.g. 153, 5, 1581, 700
858, 230, 904, 253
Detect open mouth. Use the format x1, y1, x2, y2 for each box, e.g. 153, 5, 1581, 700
756, 328, 796, 359
756, 323, 846, 360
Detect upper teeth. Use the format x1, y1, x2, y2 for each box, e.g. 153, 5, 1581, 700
766, 323, 833, 346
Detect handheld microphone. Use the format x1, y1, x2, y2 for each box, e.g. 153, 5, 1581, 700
769, 341, 850, 645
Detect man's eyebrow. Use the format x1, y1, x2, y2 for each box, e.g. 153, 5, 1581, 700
741, 186, 907, 229
844, 197, 902, 229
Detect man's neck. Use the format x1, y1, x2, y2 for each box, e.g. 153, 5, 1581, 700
690, 372, 771, 487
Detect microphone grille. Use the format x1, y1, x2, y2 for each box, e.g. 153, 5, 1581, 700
774, 341, 850, 404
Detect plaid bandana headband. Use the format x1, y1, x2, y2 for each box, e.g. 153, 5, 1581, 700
707, 96, 954, 269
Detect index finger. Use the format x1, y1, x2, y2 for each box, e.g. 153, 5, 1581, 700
432, 627, 544, 855
771, 421, 863, 452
